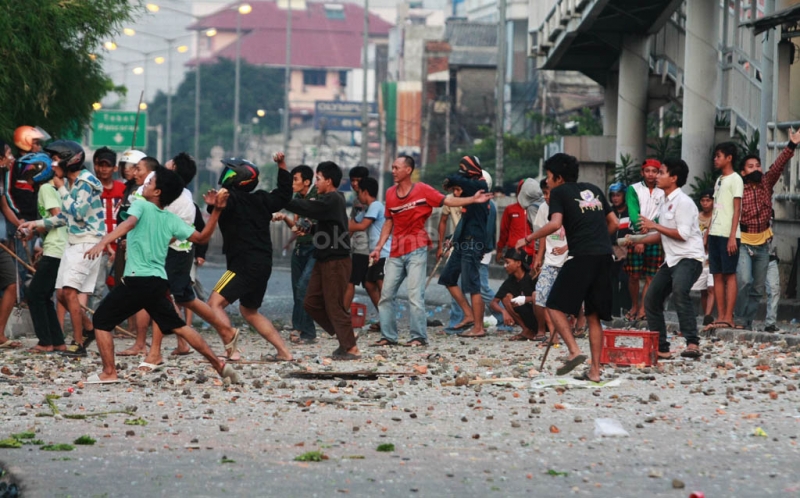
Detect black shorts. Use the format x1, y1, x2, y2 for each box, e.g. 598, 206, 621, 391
546, 254, 613, 321
350, 253, 369, 286
93, 276, 185, 334
708, 235, 739, 275
165, 249, 195, 303
365, 258, 386, 283
0, 250, 16, 289
212, 265, 271, 309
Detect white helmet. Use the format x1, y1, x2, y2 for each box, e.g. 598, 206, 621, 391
481, 170, 493, 191
119, 149, 146, 167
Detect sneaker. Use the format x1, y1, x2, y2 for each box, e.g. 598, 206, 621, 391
764, 324, 781, 333
60, 343, 87, 358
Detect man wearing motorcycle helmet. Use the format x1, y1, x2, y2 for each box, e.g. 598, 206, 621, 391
20, 140, 105, 358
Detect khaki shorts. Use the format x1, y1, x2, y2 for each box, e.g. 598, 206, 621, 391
55, 242, 103, 293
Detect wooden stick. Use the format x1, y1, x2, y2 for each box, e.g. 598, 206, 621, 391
0, 241, 135, 339
441, 377, 521, 387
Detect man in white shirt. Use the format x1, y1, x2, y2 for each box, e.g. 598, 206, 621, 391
621, 158, 705, 359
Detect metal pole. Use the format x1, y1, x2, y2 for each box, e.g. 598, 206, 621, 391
360, 0, 370, 168
194, 32, 201, 193
495, 0, 506, 189
233, 10, 242, 156
282, 0, 292, 153
166, 39, 174, 159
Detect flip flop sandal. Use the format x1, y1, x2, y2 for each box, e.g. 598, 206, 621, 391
405, 339, 428, 347
680, 348, 702, 359
170, 349, 193, 357
137, 361, 166, 373
370, 339, 398, 347
451, 321, 475, 331
555, 354, 587, 376
508, 334, 535, 342
574, 371, 601, 383
221, 363, 243, 384
85, 373, 123, 384
223, 328, 241, 358
368, 323, 381, 332
261, 354, 296, 363
331, 352, 362, 361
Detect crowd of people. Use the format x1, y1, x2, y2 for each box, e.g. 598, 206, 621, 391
0, 123, 797, 383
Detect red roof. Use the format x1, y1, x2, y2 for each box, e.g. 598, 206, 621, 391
191, 1, 392, 69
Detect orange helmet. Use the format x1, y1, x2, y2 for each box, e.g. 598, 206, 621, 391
13, 126, 47, 152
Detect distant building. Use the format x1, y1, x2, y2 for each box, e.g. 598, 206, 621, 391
190, 0, 393, 127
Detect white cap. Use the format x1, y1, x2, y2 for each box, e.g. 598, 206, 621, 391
119, 149, 146, 165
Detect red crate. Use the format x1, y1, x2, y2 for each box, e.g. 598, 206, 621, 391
351, 302, 367, 328
600, 329, 659, 367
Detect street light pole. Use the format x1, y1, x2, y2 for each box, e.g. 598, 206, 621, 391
360, 0, 369, 168
282, 0, 292, 153
166, 39, 174, 159
494, 0, 506, 189
194, 32, 201, 193
233, 10, 243, 156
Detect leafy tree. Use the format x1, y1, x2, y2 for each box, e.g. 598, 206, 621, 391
0, 0, 136, 140
145, 58, 284, 160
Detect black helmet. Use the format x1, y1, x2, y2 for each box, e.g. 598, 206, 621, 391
44, 140, 85, 172
219, 157, 259, 192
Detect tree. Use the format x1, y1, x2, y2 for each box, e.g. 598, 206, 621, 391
0, 0, 136, 140
145, 58, 284, 160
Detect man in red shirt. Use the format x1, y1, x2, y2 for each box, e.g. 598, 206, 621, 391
369, 155, 492, 346
89, 147, 126, 308
497, 179, 534, 264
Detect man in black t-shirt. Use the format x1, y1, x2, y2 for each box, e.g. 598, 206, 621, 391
517, 153, 618, 382
489, 248, 538, 341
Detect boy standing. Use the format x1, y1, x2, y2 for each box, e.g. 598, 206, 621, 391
370, 156, 492, 346
273, 165, 318, 344
345, 166, 371, 309
690, 189, 715, 324
624, 159, 664, 321
705, 142, 743, 330
733, 128, 799, 329
531, 179, 569, 342
89, 147, 125, 308
437, 156, 490, 338
349, 176, 391, 313
285, 161, 358, 359
625, 159, 705, 359
83, 167, 240, 384
517, 153, 618, 382
21, 140, 105, 358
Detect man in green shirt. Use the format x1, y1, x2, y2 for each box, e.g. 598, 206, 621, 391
83, 167, 241, 384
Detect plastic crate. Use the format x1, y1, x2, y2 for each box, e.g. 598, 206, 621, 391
599, 329, 659, 366
351, 302, 367, 328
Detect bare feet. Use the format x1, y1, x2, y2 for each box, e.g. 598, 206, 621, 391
117, 345, 148, 356
458, 326, 486, 338
169, 347, 193, 356
28, 344, 53, 353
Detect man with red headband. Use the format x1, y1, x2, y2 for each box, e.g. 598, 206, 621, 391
624, 159, 664, 321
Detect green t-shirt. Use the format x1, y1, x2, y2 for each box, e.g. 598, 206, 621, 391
38, 183, 67, 258
124, 200, 195, 279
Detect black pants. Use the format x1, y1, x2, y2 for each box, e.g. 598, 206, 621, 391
28, 256, 64, 347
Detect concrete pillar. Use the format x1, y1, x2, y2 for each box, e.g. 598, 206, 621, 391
681, 0, 720, 190
616, 35, 649, 166
776, 40, 792, 123
603, 72, 618, 136
759, 0, 775, 163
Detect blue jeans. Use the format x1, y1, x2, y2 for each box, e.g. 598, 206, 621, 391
734, 242, 769, 328
379, 247, 427, 344
645, 259, 702, 352
765, 259, 780, 327
291, 243, 316, 338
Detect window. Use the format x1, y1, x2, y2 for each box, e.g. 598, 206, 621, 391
339, 70, 348, 87
303, 70, 327, 86
324, 3, 345, 20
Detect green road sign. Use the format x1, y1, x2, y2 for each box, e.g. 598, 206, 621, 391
91, 110, 147, 150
